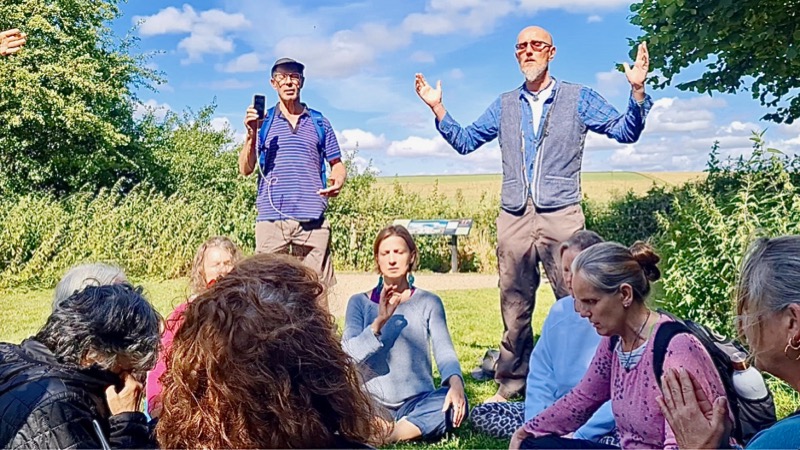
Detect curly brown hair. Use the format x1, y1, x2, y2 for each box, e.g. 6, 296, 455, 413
156, 253, 382, 449
188, 236, 243, 295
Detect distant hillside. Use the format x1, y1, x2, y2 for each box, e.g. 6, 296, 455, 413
375, 172, 705, 203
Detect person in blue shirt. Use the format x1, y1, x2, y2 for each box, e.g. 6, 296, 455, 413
415, 25, 654, 402
471, 230, 616, 444
239, 58, 347, 292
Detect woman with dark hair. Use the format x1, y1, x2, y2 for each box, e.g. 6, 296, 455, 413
342, 225, 467, 443
511, 242, 728, 449
658, 235, 800, 449
156, 253, 380, 449
146, 236, 242, 417
0, 284, 161, 449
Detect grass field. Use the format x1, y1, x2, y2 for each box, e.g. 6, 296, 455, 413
2, 279, 797, 447
376, 172, 705, 204
0, 281, 555, 449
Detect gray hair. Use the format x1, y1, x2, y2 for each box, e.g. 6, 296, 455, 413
36, 284, 161, 374
54, 263, 127, 307
560, 230, 604, 254
572, 241, 661, 303
737, 236, 800, 318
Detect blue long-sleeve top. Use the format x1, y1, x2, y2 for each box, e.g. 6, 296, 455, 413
436, 80, 653, 185
341, 288, 463, 409
525, 295, 616, 441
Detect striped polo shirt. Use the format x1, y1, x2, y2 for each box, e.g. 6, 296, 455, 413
256, 106, 341, 222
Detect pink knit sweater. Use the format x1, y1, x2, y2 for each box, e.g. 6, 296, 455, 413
523, 314, 727, 449
145, 301, 188, 415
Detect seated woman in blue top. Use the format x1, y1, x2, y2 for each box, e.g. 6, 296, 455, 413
471, 230, 616, 442
658, 235, 800, 449
342, 225, 467, 443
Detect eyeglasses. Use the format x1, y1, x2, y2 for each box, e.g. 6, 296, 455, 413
273, 72, 302, 83
515, 40, 553, 52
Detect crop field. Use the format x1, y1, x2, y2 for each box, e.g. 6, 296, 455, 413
376, 171, 704, 203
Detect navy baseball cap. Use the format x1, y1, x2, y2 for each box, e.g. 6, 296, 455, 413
271, 57, 305, 74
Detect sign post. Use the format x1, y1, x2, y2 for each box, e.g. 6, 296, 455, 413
392, 219, 474, 273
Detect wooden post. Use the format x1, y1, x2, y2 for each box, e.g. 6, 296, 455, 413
449, 235, 458, 273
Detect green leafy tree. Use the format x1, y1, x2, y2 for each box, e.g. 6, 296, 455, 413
136, 104, 242, 197
630, 0, 800, 123
0, 0, 159, 195
657, 133, 800, 334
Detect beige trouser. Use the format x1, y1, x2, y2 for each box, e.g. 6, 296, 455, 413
494, 199, 585, 398
255, 218, 337, 289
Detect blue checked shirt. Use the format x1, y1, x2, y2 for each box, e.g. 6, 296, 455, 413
436, 78, 653, 186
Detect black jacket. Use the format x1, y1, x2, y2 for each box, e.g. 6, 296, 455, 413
0, 339, 155, 449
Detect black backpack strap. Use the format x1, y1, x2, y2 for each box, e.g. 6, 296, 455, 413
608, 335, 619, 352
652, 320, 692, 387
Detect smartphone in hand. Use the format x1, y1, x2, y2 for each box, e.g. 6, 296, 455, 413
253, 94, 266, 120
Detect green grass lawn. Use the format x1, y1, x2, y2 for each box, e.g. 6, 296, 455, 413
4, 280, 795, 448
0, 280, 557, 449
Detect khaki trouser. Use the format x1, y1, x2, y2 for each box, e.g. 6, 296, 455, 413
255, 218, 337, 289
494, 199, 585, 398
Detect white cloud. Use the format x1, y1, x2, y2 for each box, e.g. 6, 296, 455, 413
449, 68, 465, 80
211, 117, 231, 132
387, 135, 453, 157
583, 112, 773, 172
722, 121, 760, 133
402, 0, 516, 36
645, 97, 726, 134
210, 116, 248, 144
218, 52, 268, 73
272, 22, 411, 79
776, 120, 800, 137
134, 99, 171, 120
585, 131, 627, 151
587, 15, 603, 23
135, 6, 195, 36
593, 69, 629, 97
410, 51, 435, 63
335, 129, 387, 151
135, 5, 250, 63
274, 32, 374, 79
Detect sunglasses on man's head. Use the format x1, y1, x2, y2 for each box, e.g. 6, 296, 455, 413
515, 40, 553, 52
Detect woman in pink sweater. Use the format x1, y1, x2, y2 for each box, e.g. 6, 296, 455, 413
510, 242, 728, 449
145, 236, 242, 417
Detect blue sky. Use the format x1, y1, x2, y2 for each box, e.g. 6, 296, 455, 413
117, 0, 800, 176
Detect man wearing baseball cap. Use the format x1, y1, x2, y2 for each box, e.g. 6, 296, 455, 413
239, 58, 346, 291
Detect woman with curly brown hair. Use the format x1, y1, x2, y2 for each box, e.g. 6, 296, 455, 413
146, 236, 242, 417
156, 253, 380, 449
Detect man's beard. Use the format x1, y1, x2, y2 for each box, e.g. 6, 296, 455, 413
521, 64, 546, 83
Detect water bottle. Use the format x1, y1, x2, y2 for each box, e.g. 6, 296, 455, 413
731, 351, 769, 400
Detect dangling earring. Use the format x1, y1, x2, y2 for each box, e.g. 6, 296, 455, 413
407, 273, 415, 289
784, 337, 800, 361
377, 274, 384, 291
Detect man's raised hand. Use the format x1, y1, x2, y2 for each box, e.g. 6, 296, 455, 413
415, 73, 442, 108
623, 41, 649, 91
0, 29, 27, 57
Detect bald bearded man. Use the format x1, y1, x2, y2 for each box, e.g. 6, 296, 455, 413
415, 26, 653, 402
